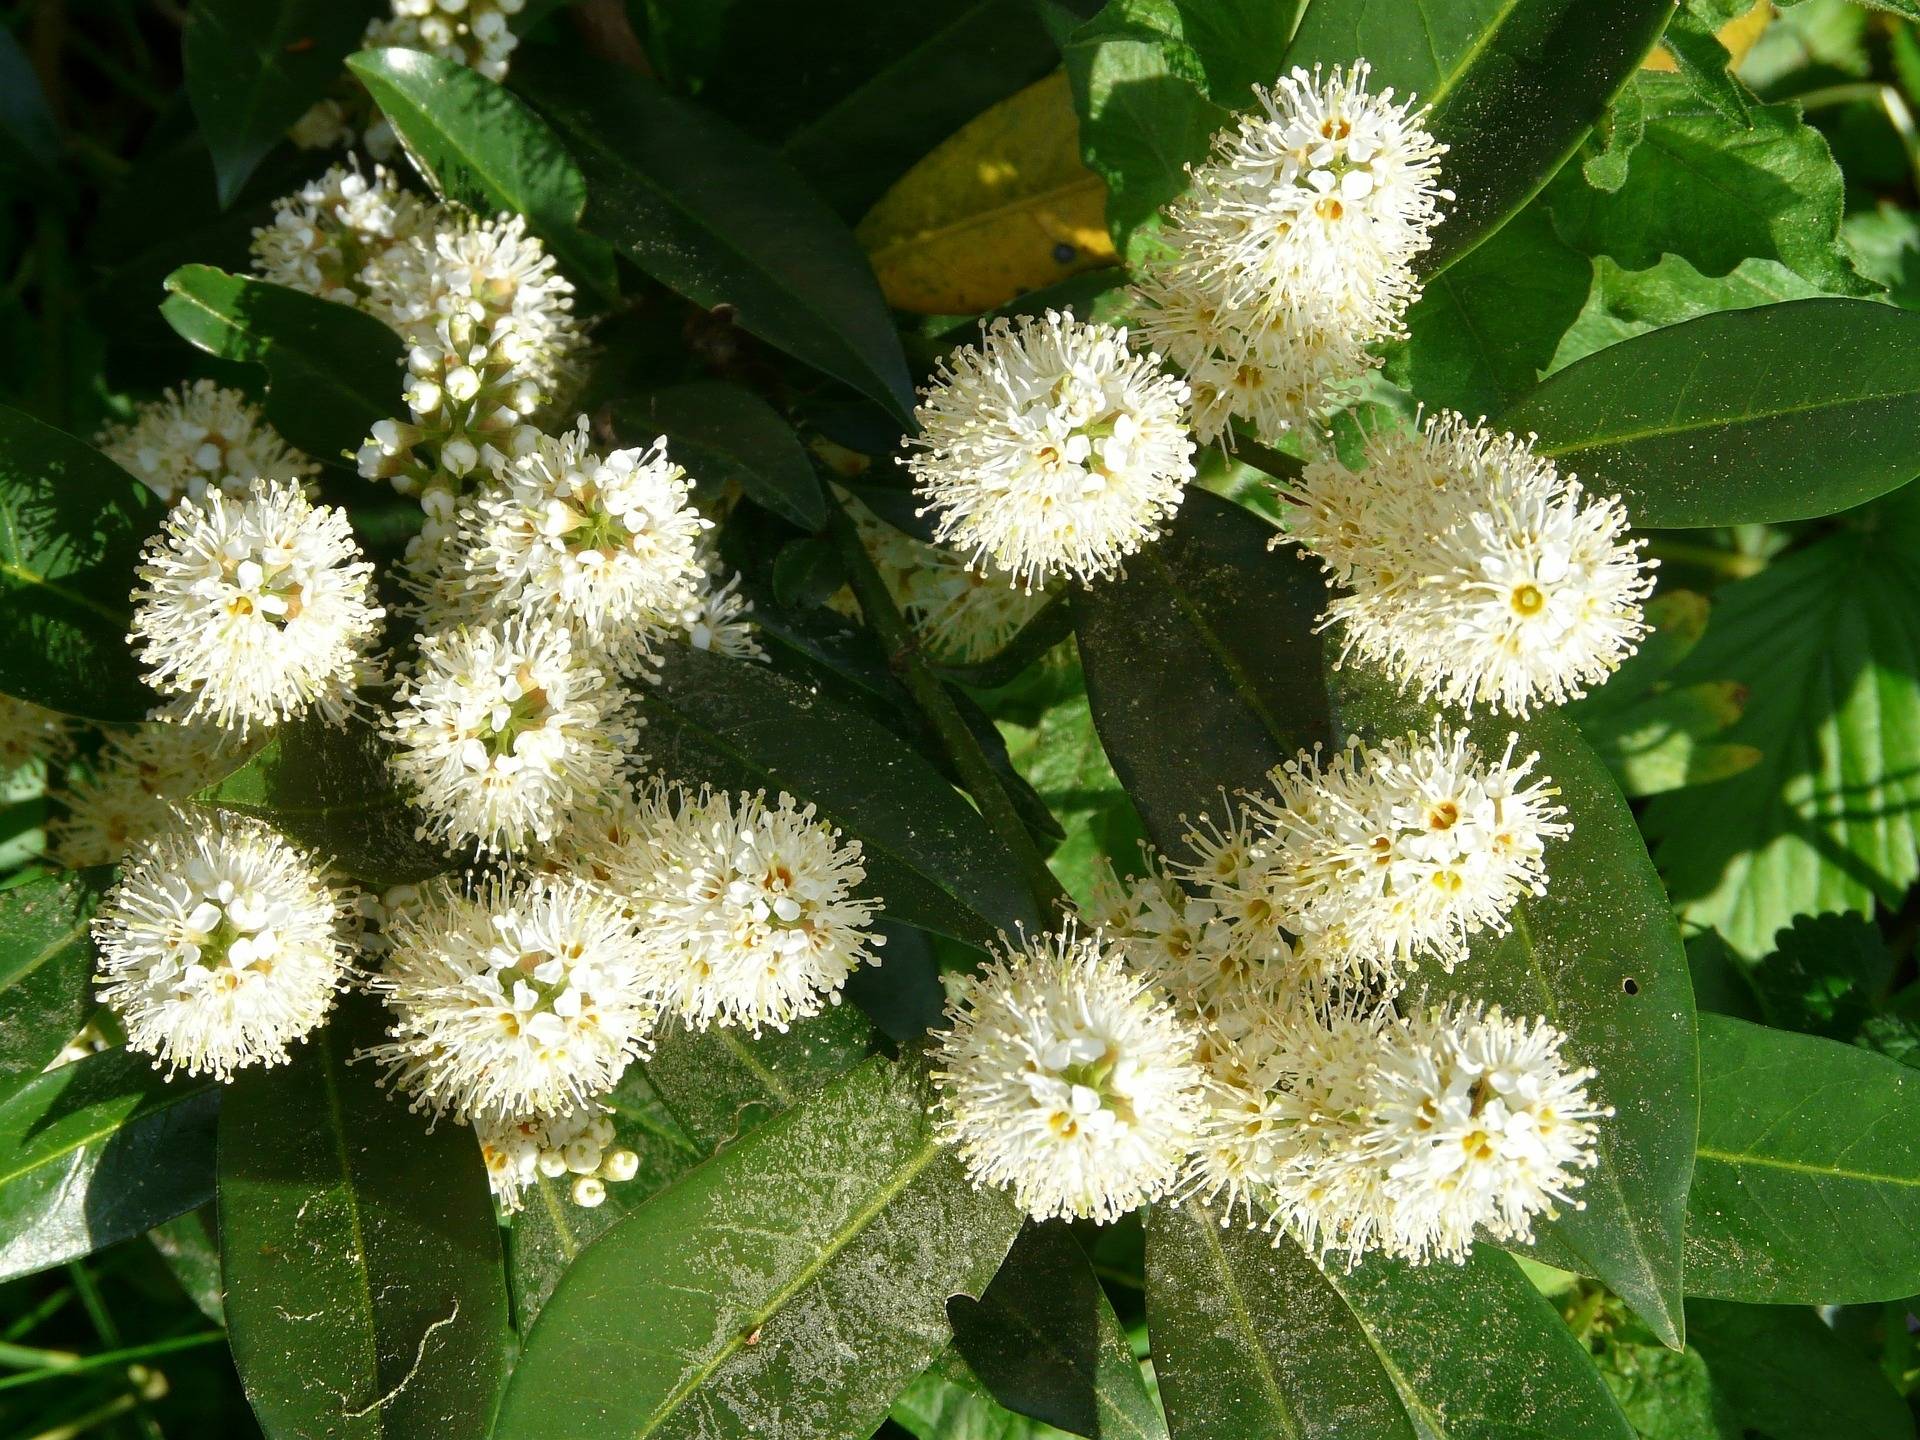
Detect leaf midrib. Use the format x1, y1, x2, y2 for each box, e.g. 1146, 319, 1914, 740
1696, 1145, 1920, 1187
1189, 1203, 1302, 1440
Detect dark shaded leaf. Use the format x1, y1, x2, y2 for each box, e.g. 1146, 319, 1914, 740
1749, 912, 1893, 1040
0, 867, 110, 1086
619, 385, 825, 531
1687, 1298, 1916, 1440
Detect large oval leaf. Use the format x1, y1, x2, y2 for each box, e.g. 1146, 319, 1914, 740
1077, 490, 1333, 854
196, 708, 452, 885
1502, 299, 1920, 528
1284, 0, 1673, 273
345, 47, 618, 303
1146, 1201, 1415, 1440
641, 645, 1041, 946
183, 0, 378, 206
512, 52, 915, 425
1685, 1013, 1920, 1304
493, 1057, 1023, 1440
0, 1047, 218, 1283
219, 996, 511, 1440
617, 385, 826, 532
0, 867, 111, 1085
0, 404, 162, 721
161, 264, 406, 462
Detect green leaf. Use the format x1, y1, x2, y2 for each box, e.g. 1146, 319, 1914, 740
1748, 912, 1893, 1041
196, 708, 452, 885
160, 264, 406, 462
0, 403, 162, 721
1284, 0, 1674, 274
893, 1365, 1078, 1440
0, 867, 110, 1086
1686, 1298, 1917, 1440
1146, 1201, 1415, 1440
1388, 202, 1593, 418
949, 1222, 1166, 1440
512, 51, 915, 424
1643, 489, 1920, 957
1547, 74, 1875, 298
183, 0, 377, 206
640, 644, 1042, 946
1573, 682, 1759, 798
1335, 679, 1697, 1349
344, 47, 618, 303
1587, 1320, 1737, 1440
1685, 1014, 1920, 1304
0, 1048, 218, 1284
219, 996, 511, 1440
1502, 299, 1920, 527
1581, 82, 1644, 194
148, 1207, 227, 1324
1077, 491, 1334, 854
492, 1057, 1024, 1440
618, 384, 826, 531
0, 26, 58, 178
1658, 6, 1753, 131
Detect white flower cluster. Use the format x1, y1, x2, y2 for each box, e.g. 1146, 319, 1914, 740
52, 721, 244, 868
1134, 62, 1449, 443
477, 1104, 640, 1213
366, 0, 527, 82
1282, 411, 1657, 716
98, 381, 319, 504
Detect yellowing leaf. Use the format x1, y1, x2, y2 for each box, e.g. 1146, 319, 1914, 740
858, 70, 1116, 315
1645, 0, 1771, 73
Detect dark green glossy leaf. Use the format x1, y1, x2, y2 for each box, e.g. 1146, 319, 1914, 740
149, 1206, 227, 1324
1687, 1298, 1916, 1440
160, 264, 405, 463
184, 0, 377, 205
0, 1047, 218, 1284
1146, 1201, 1414, 1440
1685, 1014, 1920, 1304
641, 645, 1040, 946
513, 51, 915, 423
493, 1057, 1024, 1440
950, 1222, 1166, 1440
1285, 0, 1673, 273
1077, 491, 1332, 854
0, 867, 110, 1086
1502, 299, 1920, 527
618, 384, 825, 531
0, 404, 162, 721
893, 1366, 1077, 1440
345, 47, 617, 302
1336, 679, 1697, 1349
219, 996, 511, 1440
196, 708, 452, 885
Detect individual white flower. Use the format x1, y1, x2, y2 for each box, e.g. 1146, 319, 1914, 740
250, 162, 431, 305
131, 479, 385, 737
288, 97, 354, 151
1282, 412, 1656, 716
365, 0, 526, 82
1363, 997, 1606, 1263
1248, 724, 1569, 982
366, 872, 658, 1125
906, 310, 1196, 589
51, 721, 246, 868
932, 922, 1207, 1224
92, 810, 350, 1080
388, 619, 637, 855
445, 420, 711, 674
617, 785, 884, 1034
97, 381, 319, 504
677, 562, 766, 662
475, 1102, 640, 1213
1132, 62, 1448, 443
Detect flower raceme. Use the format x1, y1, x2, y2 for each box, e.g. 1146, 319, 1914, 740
98, 380, 318, 505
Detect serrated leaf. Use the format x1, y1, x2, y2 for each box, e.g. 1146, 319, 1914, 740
160, 264, 406, 462
1657, 6, 1753, 131
950, 1222, 1166, 1440
1687, 1298, 1916, 1440
1685, 1014, 1920, 1303
0, 1047, 218, 1284
1146, 1201, 1415, 1440
1503, 299, 1920, 527
344, 47, 617, 303
512, 51, 915, 424
618, 384, 825, 531
219, 995, 511, 1440
0, 404, 161, 721
639, 645, 1041, 947
1748, 912, 1893, 1040
183, 0, 378, 206
0, 867, 110, 1085
492, 1057, 1024, 1440
1548, 74, 1875, 297
1643, 489, 1920, 957
858, 71, 1116, 316
196, 708, 452, 885
1284, 0, 1673, 274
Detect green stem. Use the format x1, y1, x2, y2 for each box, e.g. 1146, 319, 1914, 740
825, 499, 1067, 922
1227, 426, 1307, 486
1643, 537, 1769, 580
0, 1332, 225, 1392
